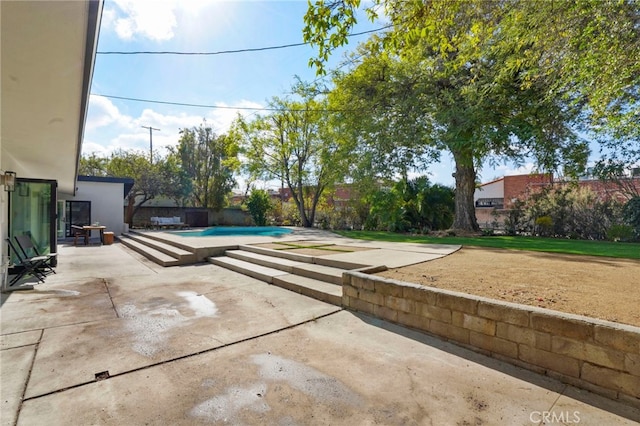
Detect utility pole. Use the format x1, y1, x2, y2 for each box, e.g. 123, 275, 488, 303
141, 125, 160, 163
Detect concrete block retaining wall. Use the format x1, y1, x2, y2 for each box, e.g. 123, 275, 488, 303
342, 271, 640, 407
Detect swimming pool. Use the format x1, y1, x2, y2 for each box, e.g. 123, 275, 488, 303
175, 226, 293, 237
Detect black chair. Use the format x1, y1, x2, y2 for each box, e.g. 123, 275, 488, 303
71, 225, 89, 246
15, 234, 57, 275
6, 238, 48, 286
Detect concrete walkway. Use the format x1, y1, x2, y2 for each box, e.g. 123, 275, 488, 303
1, 239, 639, 425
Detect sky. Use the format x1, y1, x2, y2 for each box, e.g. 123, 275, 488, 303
84, 0, 540, 190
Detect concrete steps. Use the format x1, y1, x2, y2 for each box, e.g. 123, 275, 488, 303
118, 233, 197, 266
226, 250, 302, 273
223, 249, 345, 285
209, 247, 350, 306
209, 256, 289, 283
273, 275, 342, 306
292, 263, 344, 285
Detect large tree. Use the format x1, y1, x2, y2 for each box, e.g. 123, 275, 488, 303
78, 153, 108, 177
305, 0, 639, 232
105, 150, 170, 226
161, 151, 193, 207
174, 122, 240, 210
80, 151, 188, 225
238, 82, 348, 227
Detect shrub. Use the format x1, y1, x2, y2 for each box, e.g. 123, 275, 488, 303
622, 197, 640, 237
510, 186, 624, 240
246, 189, 272, 226
535, 215, 553, 236
606, 224, 636, 242
623, 197, 640, 239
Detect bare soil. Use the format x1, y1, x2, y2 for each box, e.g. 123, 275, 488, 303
377, 246, 640, 327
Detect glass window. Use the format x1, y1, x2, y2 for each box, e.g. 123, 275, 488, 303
9, 179, 57, 264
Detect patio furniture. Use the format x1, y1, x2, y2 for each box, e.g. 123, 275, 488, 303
150, 217, 187, 229
82, 225, 106, 244
15, 234, 57, 275
103, 231, 114, 245
71, 225, 90, 246
5, 238, 48, 285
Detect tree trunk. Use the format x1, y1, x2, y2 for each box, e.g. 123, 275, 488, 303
451, 149, 480, 232
298, 193, 313, 227
288, 184, 313, 227
125, 195, 136, 226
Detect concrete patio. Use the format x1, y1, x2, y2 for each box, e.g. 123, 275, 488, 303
1, 235, 639, 425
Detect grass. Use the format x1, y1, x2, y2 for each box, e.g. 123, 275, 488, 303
334, 231, 640, 260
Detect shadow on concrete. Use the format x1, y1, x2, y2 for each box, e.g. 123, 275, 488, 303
349, 310, 640, 422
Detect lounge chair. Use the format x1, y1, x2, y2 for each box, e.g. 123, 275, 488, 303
71, 225, 89, 246
15, 234, 57, 275
6, 238, 48, 286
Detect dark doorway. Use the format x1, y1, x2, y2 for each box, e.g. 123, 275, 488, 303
65, 200, 91, 237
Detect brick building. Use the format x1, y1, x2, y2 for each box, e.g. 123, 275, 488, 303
474, 173, 640, 228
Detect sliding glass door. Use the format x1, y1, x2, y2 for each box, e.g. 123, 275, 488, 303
65, 200, 91, 237
9, 179, 57, 265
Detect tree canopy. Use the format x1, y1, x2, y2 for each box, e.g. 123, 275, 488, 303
173, 121, 240, 210
99, 149, 172, 225
237, 81, 349, 227
305, 0, 640, 231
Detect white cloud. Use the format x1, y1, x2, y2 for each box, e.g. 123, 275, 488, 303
203, 100, 265, 132
83, 98, 265, 158
104, 0, 228, 42
502, 163, 537, 176
86, 95, 132, 130
478, 162, 537, 184
108, 0, 179, 42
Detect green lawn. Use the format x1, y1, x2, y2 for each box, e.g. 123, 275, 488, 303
335, 231, 640, 260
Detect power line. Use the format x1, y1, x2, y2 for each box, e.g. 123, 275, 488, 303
91, 47, 372, 113
92, 94, 276, 110
96, 25, 392, 56
91, 93, 357, 113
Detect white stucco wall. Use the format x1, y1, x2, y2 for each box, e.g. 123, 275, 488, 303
474, 179, 504, 202
59, 181, 126, 235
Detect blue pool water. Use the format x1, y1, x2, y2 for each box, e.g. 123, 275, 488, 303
175, 226, 293, 237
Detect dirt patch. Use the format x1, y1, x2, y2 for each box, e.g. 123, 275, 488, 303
376, 246, 640, 327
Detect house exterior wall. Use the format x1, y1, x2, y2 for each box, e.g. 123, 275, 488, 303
474, 178, 504, 203
0, 182, 8, 285
59, 181, 126, 235
476, 208, 504, 228
502, 174, 552, 208
575, 178, 640, 203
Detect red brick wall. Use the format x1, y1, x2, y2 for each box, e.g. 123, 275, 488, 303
503, 174, 552, 208
575, 179, 640, 203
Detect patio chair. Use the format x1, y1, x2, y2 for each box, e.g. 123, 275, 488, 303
5, 238, 48, 286
15, 234, 57, 275
71, 225, 89, 246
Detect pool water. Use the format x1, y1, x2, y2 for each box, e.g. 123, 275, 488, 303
175, 226, 293, 237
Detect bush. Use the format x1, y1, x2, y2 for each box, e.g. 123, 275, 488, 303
606, 224, 636, 242
535, 215, 553, 237
362, 178, 454, 233
509, 186, 624, 240
623, 197, 640, 239
246, 189, 272, 226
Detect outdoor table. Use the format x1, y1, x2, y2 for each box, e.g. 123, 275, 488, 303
83, 225, 106, 244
